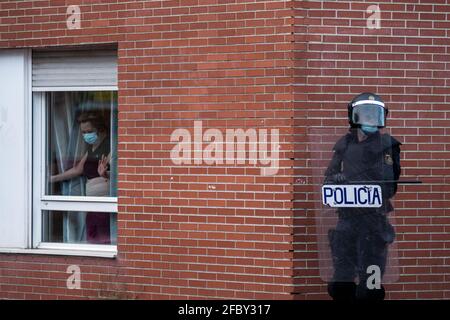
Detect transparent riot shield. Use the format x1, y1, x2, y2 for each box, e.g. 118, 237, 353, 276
308, 126, 401, 290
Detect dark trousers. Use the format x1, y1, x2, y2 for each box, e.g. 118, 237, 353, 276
328, 212, 393, 299
86, 212, 111, 244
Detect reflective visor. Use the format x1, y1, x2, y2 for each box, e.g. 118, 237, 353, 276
352, 103, 385, 127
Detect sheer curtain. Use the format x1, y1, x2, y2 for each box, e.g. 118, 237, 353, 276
50, 92, 87, 243
48, 91, 118, 244
109, 93, 118, 245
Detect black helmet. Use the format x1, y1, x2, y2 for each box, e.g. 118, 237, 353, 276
347, 92, 389, 129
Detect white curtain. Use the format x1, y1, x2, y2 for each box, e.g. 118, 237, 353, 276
49, 91, 117, 244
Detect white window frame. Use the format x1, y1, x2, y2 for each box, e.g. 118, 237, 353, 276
0, 49, 118, 258
32, 88, 118, 258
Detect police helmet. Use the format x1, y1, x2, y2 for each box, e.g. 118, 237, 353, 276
347, 92, 388, 128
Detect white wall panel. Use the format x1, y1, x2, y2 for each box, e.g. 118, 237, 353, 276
0, 49, 30, 248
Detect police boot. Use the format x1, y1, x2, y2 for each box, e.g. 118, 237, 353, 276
327, 281, 357, 301
356, 284, 385, 301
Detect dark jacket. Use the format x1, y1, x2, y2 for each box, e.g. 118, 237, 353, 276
83, 136, 111, 180
324, 128, 402, 215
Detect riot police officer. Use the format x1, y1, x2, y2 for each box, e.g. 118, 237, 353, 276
324, 93, 402, 300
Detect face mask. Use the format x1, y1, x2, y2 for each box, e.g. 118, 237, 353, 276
360, 125, 378, 134
83, 131, 98, 144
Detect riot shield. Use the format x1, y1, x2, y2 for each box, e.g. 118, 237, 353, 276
308, 126, 401, 290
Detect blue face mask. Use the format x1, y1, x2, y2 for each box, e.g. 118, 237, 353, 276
83, 131, 98, 145
361, 125, 378, 134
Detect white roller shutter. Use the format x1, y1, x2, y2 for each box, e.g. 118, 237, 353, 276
32, 49, 118, 89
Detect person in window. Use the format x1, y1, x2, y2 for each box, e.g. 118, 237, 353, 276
50, 112, 112, 244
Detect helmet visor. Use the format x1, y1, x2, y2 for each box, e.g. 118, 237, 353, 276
352, 104, 385, 127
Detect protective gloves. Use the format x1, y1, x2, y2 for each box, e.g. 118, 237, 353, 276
328, 173, 347, 184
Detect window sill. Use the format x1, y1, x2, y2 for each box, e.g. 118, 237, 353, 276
0, 245, 117, 258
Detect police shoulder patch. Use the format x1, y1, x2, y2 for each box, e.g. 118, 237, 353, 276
384, 153, 393, 165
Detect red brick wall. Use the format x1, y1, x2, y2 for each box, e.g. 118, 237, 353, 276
293, 0, 450, 299
0, 0, 295, 299
0, 0, 449, 300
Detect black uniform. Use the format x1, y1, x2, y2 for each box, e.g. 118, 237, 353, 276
324, 128, 401, 300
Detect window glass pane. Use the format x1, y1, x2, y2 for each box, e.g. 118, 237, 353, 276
42, 210, 117, 245
46, 91, 118, 198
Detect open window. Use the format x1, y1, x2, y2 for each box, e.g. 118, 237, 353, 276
32, 47, 118, 255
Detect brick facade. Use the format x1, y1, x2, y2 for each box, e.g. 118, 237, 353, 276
293, 0, 450, 299
0, 0, 449, 300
